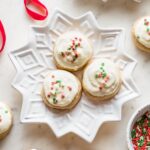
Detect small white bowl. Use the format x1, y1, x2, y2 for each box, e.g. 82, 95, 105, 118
127, 104, 150, 150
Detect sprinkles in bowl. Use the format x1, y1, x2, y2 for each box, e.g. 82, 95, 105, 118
131, 111, 150, 150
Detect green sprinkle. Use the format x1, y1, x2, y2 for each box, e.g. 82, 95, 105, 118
137, 36, 140, 39
55, 89, 59, 94
73, 56, 76, 62
67, 47, 71, 50
56, 80, 61, 83
137, 115, 146, 126
147, 28, 150, 32
102, 72, 107, 78
101, 63, 105, 66
75, 44, 78, 48
5, 110, 8, 114
138, 136, 144, 147
95, 74, 98, 78
131, 129, 136, 139
105, 85, 109, 89
142, 128, 147, 135
148, 121, 150, 127
53, 98, 57, 104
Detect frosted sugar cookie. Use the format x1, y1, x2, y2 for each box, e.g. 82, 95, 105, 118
0, 102, 13, 140
133, 16, 150, 52
53, 31, 93, 71
82, 58, 122, 101
42, 70, 82, 109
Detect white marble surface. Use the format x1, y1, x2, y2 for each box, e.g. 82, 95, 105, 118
0, 0, 150, 149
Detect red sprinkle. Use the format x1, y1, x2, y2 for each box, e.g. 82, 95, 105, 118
99, 85, 103, 90
98, 73, 102, 78
71, 45, 74, 49
104, 76, 109, 82
146, 22, 149, 26
107, 76, 110, 80
68, 86, 72, 91
74, 51, 78, 58
99, 87, 102, 90
144, 19, 149, 26
51, 82, 55, 85
47, 93, 51, 98
61, 94, 65, 99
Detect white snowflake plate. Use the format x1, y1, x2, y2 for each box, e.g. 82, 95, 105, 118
9, 9, 140, 142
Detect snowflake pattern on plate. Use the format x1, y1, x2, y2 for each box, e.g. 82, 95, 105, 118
9, 9, 140, 142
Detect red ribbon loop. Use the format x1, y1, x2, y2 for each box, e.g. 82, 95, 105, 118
24, 0, 48, 20
0, 21, 6, 53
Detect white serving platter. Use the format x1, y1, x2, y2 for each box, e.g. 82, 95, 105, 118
9, 9, 140, 142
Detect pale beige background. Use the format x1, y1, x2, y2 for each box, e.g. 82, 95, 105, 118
0, 0, 150, 149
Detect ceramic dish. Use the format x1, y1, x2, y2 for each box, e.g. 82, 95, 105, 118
9, 9, 140, 142
127, 104, 150, 150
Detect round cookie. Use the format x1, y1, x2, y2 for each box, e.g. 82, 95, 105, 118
53, 31, 93, 72
82, 58, 122, 101
42, 70, 82, 110
133, 16, 150, 52
0, 102, 13, 140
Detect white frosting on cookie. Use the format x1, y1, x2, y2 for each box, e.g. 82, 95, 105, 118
54, 31, 92, 71
43, 70, 79, 107
83, 58, 121, 97
0, 102, 12, 134
134, 17, 150, 48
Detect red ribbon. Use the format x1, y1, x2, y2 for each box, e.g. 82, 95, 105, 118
24, 0, 48, 20
0, 21, 6, 53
